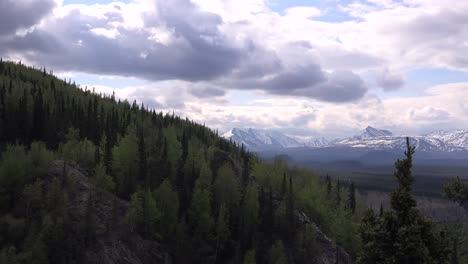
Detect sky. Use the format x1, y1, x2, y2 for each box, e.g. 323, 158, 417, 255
1, 0, 468, 139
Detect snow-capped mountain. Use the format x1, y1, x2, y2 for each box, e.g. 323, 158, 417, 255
223, 126, 468, 153
333, 126, 466, 152
292, 136, 330, 148
426, 130, 468, 149
221, 128, 302, 150
336, 126, 393, 144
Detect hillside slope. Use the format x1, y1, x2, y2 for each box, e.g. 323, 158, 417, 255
0, 60, 356, 264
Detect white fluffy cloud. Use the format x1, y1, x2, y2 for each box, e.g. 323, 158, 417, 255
2, 0, 468, 136
81, 80, 468, 138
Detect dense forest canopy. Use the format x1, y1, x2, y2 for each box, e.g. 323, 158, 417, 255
0, 60, 461, 264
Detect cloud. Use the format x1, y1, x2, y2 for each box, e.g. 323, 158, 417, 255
1, 0, 373, 103
4, 0, 468, 113
376, 68, 405, 91
231, 64, 368, 103
83, 80, 468, 139
0, 0, 55, 36
408, 106, 450, 122
190, 87, 226, 98
284, 7, 321, 19
297, 70, 368, 102
4, 3, 245, 81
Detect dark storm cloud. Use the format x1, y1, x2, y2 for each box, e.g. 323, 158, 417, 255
190, 87, 226, 98
261, 64, 325, 92
298, 70, 368, 103
2, 0, 369, 103
0, 0, 55, 36
4, 1, 243, 82
231, 65, 367, 103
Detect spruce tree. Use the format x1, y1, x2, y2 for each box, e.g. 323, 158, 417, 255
348, 181, 356, 214
326, 174, 332, 197
138, 126, 147, 185
334, 179, 341, 207
358, 138, 450, 264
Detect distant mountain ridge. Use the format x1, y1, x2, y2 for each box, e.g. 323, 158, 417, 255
221, 128, 328, 150
222, 126, 468, 153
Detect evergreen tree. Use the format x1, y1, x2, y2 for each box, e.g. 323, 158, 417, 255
358, 138, 450, 264
241, 182, 260, 250
243, 249, 256, 264
189, 177, 213, 240
138, 126, 148, 185
286, 176, 295, 243
334, 179, 341, 207
92, 162, 116, 192
32, 87, 44, 141
214, 203, 231, 263
112, 130, 138, 198
281, 173, 287, 197
348, 181, 356, 214
214, 163, 241, 211
269, 240, 288, 264
326, 174, 332, 197
153, 179, 179, 240
444, 177, 468, 204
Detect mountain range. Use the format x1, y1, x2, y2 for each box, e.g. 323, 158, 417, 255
222, 126, 468, 153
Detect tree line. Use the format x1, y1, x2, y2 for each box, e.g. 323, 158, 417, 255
0, 60, 459, 263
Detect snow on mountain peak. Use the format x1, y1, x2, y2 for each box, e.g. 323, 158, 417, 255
362, 126, 393, 138
426, 129, 468, 149
221, 128, 302, 150
222, 127, 468, 152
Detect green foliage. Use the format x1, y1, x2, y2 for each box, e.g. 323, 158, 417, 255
112, 130, 138, 198
243, 249, 256, 264
358, 138, 450, 264
0, 61, 385, 263
22, 179, 44, 219
215, 163, 240, 210
190, 177, 213, 238
126, 189, 160, 238
154, 179, 179, 239
242, 183, 260, 232
164, 126, 182, 179
444, 177, 468, 204
269, 240, 288, 264
0, 246, 19, 264
92, 163, 115, 192
241, 182, 260, 249
348, 182, 356, 214
59, 128, 95, 169
215, 203, 231, 257
28, 141, 54, 170
253, 158, 287, 190
0, 145, 29, 209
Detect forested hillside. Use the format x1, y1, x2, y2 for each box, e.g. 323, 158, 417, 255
0, 60, 361, 263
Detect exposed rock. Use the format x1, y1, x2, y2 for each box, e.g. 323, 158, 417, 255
45, 160, 171, 264
267, 187, 353, 264
296, 211, 352, 264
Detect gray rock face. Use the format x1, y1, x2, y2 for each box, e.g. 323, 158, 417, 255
267, 187, 353, 264
296, 211, 352, 264
46, 160, 171, 264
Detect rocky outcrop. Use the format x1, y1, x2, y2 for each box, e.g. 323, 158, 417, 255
267, 188, 353, 264
296, 211, 352, 264
45, 160, 171, 264
45, 160, 352, 264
